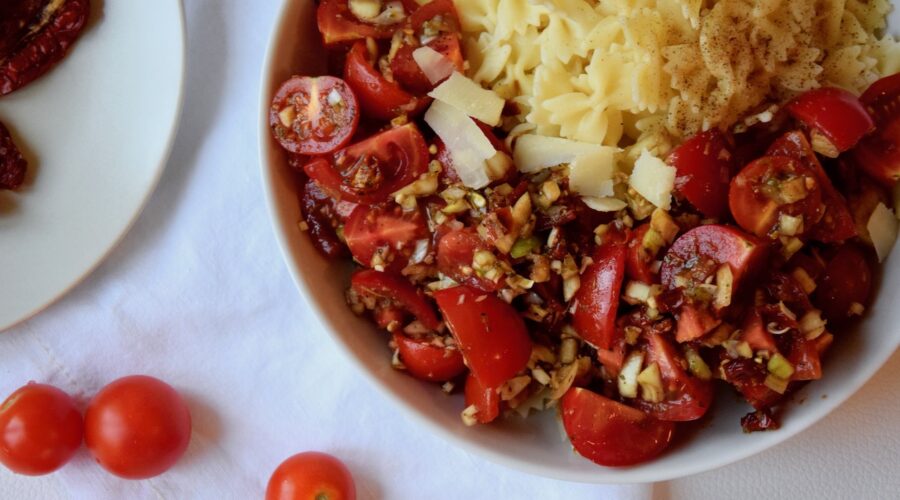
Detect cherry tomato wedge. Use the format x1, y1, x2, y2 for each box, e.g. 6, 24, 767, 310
853, 72, 900, 186
625, 224, 657, 284
270, 76, 359, 155
394, 333, 466, 382
667, 129, 735, 219
674, 305, 720, 343
561, 387, 675, 467
436, 227, 500, 292
633, 333, 713, 421
344, 204, 428, 272
814, 244, 873, 324
739, 308, 777, 354
266, 451, 356, 500
317, 0, 406, 46
344, 41, 422, 121
304, 123, 429, 204
464, 373, 500, 424
0, 383, 83, 476
729, 156, 823, 239
351, 269, 440, 330
571, 244, 627, 350
391, 33, 464, 94
786, 87, 875, 155
767, 131, 856, 243
433, 285, 532, 389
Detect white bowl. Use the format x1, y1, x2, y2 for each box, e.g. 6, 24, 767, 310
258, 0, 900, 483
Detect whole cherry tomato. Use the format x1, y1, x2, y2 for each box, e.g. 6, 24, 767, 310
267, 451, 356, 500
0, 383, 83, 476
84, 375, 192, 479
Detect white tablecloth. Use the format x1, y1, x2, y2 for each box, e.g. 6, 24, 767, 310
2, 1, 900, 498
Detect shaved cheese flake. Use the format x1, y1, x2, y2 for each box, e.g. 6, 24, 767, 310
412, 46, 455, 85
867, 202, 898, 262
514, 134, 606, 173
582, 196, 627, 212
424, 100, 494, 189
569, 148, 617, 198
429, 72, 504, 126
630, 150, 676, 210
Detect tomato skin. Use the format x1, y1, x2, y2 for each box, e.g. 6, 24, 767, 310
433, 286, 532, 389
304, 123, 430, 204
317, 0, 403, 46
786, 87, 875, 153
266, 452, 356, 500
633, 333, 713, 422
344, 205, 428, 272
571, 244, 627, 350
351, 269, 440, 330
0, 383, 82, 476
561, 388, 675, 467
854, 73, 900, 186
436, 227, 500, 292
814, 244, 873, 324
625, 224, 657, 284
394, 333, 466, 382
344, 42, 421, 121
667, 129, 735, 219
464, 373, 500, 424
270, 76, 359, 155
729, 155, 823, 239
84, 376, 192, 479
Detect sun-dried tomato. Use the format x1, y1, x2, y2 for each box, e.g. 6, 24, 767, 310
0, 0, 90, 96
741, 409, 781, 433
0, 121, 27, 190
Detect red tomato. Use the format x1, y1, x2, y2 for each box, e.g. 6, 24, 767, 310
766, 131, 857, 243
266, 452, 356, 500
596, 337, 626, 377
571, 244, 627, 350
738, 309, 777, 354
661, 224, 768, 300
344, 205, 428, 272
0, 383, 82, 476
304, 123, 429, 204
814, 244, 873, 324
394, 333, 466, 382
667, 129, 735, 219
674, 305, 720, 343
433, 286, 532, 389
786, 87, 875, 154
351, 269, 440, 330
561, 387, 675, 467
464, 373, 500, 424
391, 33, 464, 95
317, 0, 405, 46
343, 42, 422, 121
84, 375, 192, 479
729, 156, 823, 239
300, 178, 350, 259
269, 76, 359, 155
633, 333, 713, 422
436, 227, 500, 292
625, 224, 657, 284
854, 73, 900, 186
720, 358, 782, 410
789, 336, 823, 381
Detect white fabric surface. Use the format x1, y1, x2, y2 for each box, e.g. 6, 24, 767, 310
2, 1, 900, 498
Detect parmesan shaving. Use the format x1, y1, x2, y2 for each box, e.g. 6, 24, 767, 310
867, 202, 898, 262
412, 46, 455, 85
513, 134, 606, 174
630, 150, 676, 210
424, 100, 495, 189
429, 72, 505, 126
569, 148, 617, 198
582, 197, 627, 212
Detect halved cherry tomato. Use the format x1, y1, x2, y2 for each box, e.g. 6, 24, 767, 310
436, 227, 499, 292
625, 224, 657, 284
667, 129, 735, 219
767, 131, 856, 243
394, 333, 466, 382
561, 387, 675, 467
633, 333, 713, 422
270, 76, 359, 155
853, 72, 900, 186
729, 156, 823, 239
786, 87, 875, 155
351, 269, 440, 330
814, 244, 873, 324
433, 285, 532, 389
0, 383, 83, 476
464, 373, 500, 424
344, 42, 421, 121
304, 123, 429, 204
674, 305, 720, 343
301, 178, 350, 259
661, 225, 768, 300
571, 244, 627, 350
391, 33, 464, 94
344, 205, 428, 272
408, 0, 461, 32
266, 451, 356, 500
317, 0, 406, 46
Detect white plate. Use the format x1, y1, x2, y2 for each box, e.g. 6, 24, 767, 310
259, 0, 900, 483
0, 1, 185, 330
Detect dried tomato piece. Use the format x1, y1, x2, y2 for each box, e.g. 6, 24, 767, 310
0, 0, 90, 96
741, 409, 781, 433
0, 122, 27, 190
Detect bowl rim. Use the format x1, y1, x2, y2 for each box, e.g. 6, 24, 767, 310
257, 0, 900, 483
